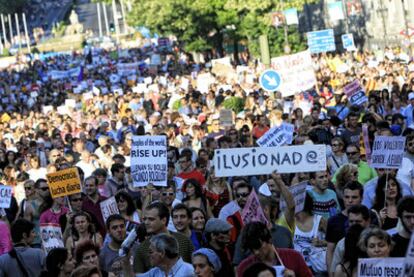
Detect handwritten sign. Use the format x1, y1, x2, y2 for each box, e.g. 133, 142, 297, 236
279, 181, 307, 214
131, 136, 168, 187
213, 145, 326, 177
241, 190, 268, 225
344, 80, 367, 105
257, 123, 294, 147
0, 185, 12, 208
271, 51, 317, 97
40, 223, 64, 253
371, 136, 406, 169
100, 197, 120, 223
358, 258, 404, 277
46, 168, 82, 198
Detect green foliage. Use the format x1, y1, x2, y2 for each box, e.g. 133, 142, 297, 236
127, 0, 317, 55
222, 97, 245, 114
0, 0, 27, 14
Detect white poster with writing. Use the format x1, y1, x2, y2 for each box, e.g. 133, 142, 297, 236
131, 136, 168, 187
257, 123, 294, 147
271, 51, 317, 97
371, 136, 406, 169
213, 145, 326, 177
40, 223, 64, 253
100, 197, 120, 223
0, 185, 12, 208
358, 258, 404, 277
279, 181, 307, 214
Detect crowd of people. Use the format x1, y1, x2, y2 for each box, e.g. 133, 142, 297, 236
0, 40, 413, 277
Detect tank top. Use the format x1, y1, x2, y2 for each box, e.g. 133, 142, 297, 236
293, 215, 326, 271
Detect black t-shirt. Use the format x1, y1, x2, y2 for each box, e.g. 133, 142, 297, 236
391, 233, 410, 257
326, 213, 348, 244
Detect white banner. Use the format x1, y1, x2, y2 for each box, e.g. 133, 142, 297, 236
371, 136, 406, 169
117, 62, 138, 76
358, 258, 404, 277
100, 197, 120, 223
131, 136, 168, 187
257, 123, 294, 147
279, 181, 307, 214
271, 51, 317, 97
213, 145, 326, 177
40, 223, 64, 253
0, 185, 12, 208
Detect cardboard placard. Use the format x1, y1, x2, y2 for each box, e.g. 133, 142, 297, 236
46, 168, 82, 198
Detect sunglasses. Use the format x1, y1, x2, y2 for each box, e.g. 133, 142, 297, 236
162, 192, 174, 196
236, 192, 250, 198
408, 142, 414, 147
346, 152, 359, 156
39, 187, 49, 191
24, 186, 33, 190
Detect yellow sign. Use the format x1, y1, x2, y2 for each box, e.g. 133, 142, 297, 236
46, 168, 81, 198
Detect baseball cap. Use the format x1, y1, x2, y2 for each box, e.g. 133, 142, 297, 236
204, 218, 232, 233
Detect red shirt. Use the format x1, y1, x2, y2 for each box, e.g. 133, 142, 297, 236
177, 169, 206, 186
252, 125, 270, 139
82, 195, 107, 237
237, 248, 313, 277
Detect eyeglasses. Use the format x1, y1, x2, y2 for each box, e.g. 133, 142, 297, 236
346, 151, 359, 156
236, 192, 250, 198
39, 187, 49, 191
162, 192, 174, 196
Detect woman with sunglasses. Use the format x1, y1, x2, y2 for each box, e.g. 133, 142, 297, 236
327, 137, 348, 176
183, 178, 213, 219
334, 164, 358, 208
372, 175, 402, 230
65, 212, 103, 255
115, 190, 141, 233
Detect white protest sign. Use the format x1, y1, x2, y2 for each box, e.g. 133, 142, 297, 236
219, 109, 233, 127
371, 136, 406, 169
65, 99, 76, 108
241, 190, 269, 225
131, 136, 168, 187
117, 62, 138, 76
42, 105, 54, 114
403, 232, 414, 276
151, 54, 161, 65
40, 223, 64, 253
100, 197, 120, 223
214, 145, 326, 177
344, 80, 367, 105
279, 181, 307, 214
271, 51, 317, 97
257, 123, 294, 147
358, 258, 404, 277
0, 185, 12, 208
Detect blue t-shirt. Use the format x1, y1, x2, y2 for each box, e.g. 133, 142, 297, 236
308, 188, 341, 219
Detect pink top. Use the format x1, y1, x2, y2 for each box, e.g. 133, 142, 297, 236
40, 207, 69, 225
0, 221, 12, 255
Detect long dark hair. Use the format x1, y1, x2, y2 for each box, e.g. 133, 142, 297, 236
183, 179, 208, 216
115, 190, 136, 216
70, 212, 95, 240
40, 248, 69, 277
372, 175, 402, 212
342, 224, 365, 273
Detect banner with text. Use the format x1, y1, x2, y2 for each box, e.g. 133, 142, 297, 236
131, 136, 168, 187
0, 185, 12, 208
257, 123, 294, 147
241, 190, 269, 225
271, 51, 317, 97
213, 145, 326, 177
40, 223, 64, 253
371, 136, 406, 169
100, 197, 120, 223
46, 168, 81, 198
279, 181, 307, 214
358, 258, 404, 277
403, 232, 414, 276
344, 80, 367, 105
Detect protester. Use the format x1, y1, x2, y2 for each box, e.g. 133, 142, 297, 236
358, 227, 393, 258
192, 248, 222, 277
391, 196, 414, 256
40, 247, 75, 277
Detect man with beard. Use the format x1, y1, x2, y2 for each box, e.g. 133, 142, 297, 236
205, 218, 235, 277
99, 214, 127, 274
308, 171, 341, 219
391, 196, 414, 256
82, 176, 107, 236
218, 178, 252, 243
171, 204, 192, 239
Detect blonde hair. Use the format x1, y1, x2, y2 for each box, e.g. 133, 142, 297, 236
335, 164, 358, 190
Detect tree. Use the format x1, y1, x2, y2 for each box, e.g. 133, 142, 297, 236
127, 0, 318, 56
